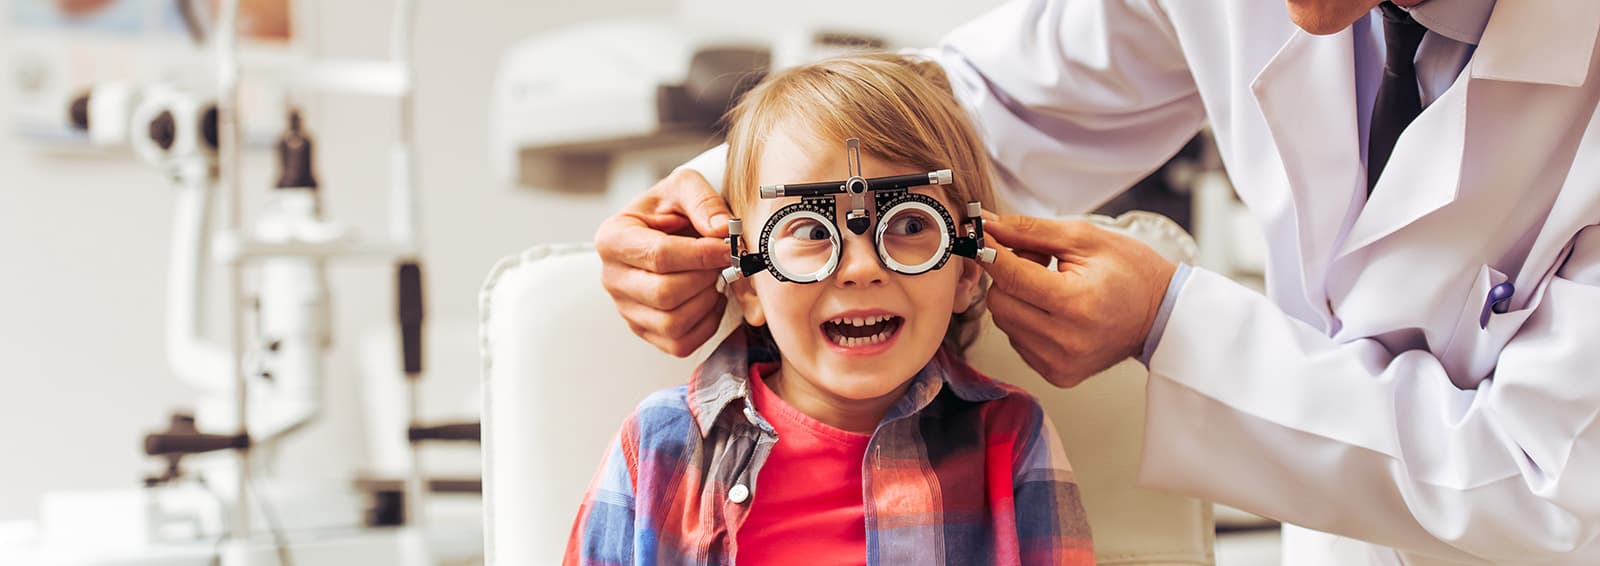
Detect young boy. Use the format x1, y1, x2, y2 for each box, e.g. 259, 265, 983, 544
567, 53, 1093, 565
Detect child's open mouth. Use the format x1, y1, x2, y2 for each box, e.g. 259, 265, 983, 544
821, 314, 904, 349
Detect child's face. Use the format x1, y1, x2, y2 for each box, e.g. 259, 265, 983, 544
731, 130, 981, 403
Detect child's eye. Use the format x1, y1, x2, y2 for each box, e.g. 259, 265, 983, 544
786, 219, 832, 241
885, 213, 932, 236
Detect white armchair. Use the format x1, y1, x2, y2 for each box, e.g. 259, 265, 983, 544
480, 213, 1214, 565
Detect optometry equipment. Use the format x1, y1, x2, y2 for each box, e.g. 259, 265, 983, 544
2, 1, 487, 565
722, 138, 997, 285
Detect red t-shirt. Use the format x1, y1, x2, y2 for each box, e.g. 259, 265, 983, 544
735, 363, 871, 565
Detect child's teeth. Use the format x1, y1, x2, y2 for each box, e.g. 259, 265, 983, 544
829, 315, 899, 328
824, 316, 904, 348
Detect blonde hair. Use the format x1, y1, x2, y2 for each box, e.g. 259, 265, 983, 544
721, 52, 999, 356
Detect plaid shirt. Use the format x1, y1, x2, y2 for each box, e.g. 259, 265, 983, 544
565, 328, 1094, 565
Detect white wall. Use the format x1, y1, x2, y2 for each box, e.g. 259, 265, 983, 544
0, 0, 1004, 522
679, 0, 1002, 47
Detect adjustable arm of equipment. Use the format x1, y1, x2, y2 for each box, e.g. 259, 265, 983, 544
145, 432, 251, 455
144, 413, 251, 456
758, 169, 953, 199
407, 422, 481, 443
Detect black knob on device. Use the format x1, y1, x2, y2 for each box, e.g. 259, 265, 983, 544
398, 262, 425, 376
69, 92, 91, 131
150, 111, 177, 151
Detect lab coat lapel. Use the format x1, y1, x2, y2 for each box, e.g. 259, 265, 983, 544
1333, 74, 1468, 259
1336, 0, 1600, 263
1469, 0, 1599, 89
1250, 28, 1363, 325
1474, 0, 1600, 294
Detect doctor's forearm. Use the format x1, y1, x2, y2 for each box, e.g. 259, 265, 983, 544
1139, 267, 1600, 561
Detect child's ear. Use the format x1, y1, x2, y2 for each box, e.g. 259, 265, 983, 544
952, 258, 982, 314
731, 278, 766, 327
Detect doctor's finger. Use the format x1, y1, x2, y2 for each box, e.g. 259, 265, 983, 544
632, 293, 728, 358
1015, 249, 1052, 268
981, 245, 1073, 310
635, 212, 694, 236
653, 168, 732, 238
603, 262, 721, 311
990, 289, 1100, 388
984, 215, 1101, 257
624, 288, 726, 351
989, 292, 1073, 380
598, 217, 732, 274
1008, 337, 1065, 388
987, 284, 1053, 319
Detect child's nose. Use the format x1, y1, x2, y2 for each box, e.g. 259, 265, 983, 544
832, 229, 887, 288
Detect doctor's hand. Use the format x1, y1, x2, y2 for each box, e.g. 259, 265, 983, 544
981, 214, 1178, 388
596, 169, 733, 357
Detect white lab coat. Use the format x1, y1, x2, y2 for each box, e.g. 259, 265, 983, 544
936, 0, 1600, 563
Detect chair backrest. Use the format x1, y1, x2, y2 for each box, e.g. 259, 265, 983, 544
480, 214, 1214, 565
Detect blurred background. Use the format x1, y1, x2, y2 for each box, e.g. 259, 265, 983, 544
0, 0, 1274, 564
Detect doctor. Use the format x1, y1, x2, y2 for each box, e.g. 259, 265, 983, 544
595, 0, 1600, 562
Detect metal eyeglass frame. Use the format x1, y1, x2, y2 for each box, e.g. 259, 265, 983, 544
720, 138, 997, 285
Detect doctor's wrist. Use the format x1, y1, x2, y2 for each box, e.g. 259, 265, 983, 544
1136, 262, 1192, 366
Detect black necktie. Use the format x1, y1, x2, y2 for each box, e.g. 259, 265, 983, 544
1366, 2, 1428, 194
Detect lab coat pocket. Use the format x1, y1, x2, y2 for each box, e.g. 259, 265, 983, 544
1557, 224, 1600, 284
1440, 265, 1534, 389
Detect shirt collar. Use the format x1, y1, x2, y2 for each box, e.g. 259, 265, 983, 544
1403, 0, 1496, 44
686, 326, 1011, 437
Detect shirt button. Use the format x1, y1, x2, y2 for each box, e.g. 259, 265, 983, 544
728, 484, 750, 504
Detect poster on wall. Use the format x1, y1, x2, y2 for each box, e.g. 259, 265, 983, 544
7, 0, 302, 152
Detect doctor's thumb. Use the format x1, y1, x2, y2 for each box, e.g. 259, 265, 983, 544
661, 169, 731, 238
